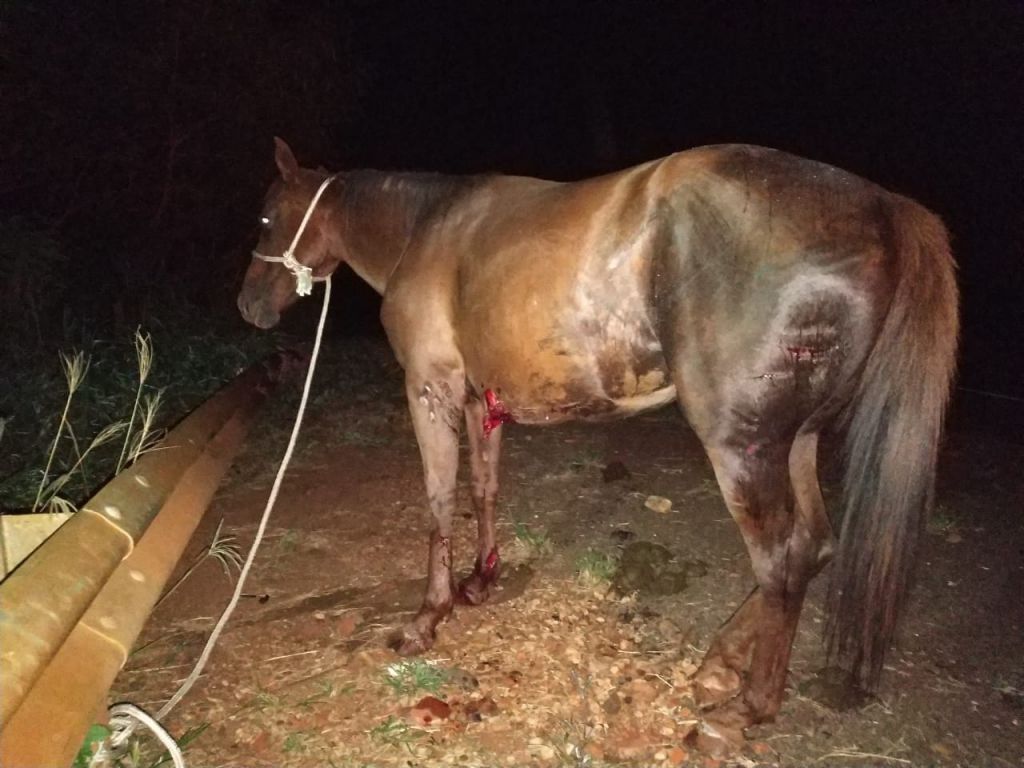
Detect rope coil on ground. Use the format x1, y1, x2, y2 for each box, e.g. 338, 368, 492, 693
94, 703, 185, 768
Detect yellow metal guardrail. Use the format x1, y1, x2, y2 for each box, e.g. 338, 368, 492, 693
0, 353, 292, 767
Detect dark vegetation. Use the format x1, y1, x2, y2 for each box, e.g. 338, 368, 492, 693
0, 2, 359, 507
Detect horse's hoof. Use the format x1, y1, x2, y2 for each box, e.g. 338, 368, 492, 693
694, 659, 742, 710
456, 575, 491, 606
387, 626, 434, 656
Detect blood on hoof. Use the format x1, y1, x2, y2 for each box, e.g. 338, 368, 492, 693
457, 547, 502, 605
388, 598, 453, 656
388, 625, 435, 656
482, 389, 514, 437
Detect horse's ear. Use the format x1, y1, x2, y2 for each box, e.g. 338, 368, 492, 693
273, 137, 300, 183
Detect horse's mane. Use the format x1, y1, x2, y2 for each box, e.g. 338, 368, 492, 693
341, 169, 489, 232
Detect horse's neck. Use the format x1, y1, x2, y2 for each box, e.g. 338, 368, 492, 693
335, 170, 469, 294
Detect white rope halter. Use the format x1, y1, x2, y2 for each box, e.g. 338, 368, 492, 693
252, 174, 338, 296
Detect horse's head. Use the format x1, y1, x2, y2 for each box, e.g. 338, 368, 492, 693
237, 138, 343, 329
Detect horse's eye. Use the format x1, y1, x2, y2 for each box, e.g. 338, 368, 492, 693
259, 215, 271, 228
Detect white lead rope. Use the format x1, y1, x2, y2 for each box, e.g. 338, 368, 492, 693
94, 178, 336, 767
157, 275, 332, 721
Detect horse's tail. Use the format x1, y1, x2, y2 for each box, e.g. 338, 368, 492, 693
826, 196, 959, 687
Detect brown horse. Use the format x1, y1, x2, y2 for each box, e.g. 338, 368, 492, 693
238, 138, 958, 731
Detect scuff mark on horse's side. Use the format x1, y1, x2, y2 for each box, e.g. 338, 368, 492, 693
438, 536, 452, 570
418, 384, 435, 420
419, 382, 461, 430
786, 345, 821, 363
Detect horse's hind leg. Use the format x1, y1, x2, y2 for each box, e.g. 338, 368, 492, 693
458, 397, 504, 604
697, 431, 834, 723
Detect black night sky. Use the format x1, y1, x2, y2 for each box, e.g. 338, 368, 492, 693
3, 1, 1023, 415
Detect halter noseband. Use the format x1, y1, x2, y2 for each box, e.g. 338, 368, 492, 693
252, 174, 338, 296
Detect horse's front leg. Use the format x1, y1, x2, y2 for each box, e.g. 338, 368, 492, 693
457, 396, 504, 605
389, 367, 466, 656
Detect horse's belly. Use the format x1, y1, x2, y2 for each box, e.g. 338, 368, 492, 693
459, 226, 671, 422
465, 336, 676, 424
505, 381, 677, 424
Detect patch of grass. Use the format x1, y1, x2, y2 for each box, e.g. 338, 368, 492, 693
278, 529, 300, 553
568, 448, 602, 473
512, 521, 553, 556
575, 548, 617, 585
155, 518, 242, 607
115, 329, 161, 473
74, 723, 112, 768
251, 688, 284, 711
297, 678, 336, 708
1, 312, 284, 512
148, 722, 208, 768
79, 720, 210, 768
382, 659, 449, 695
283, 731, 312, 754
27, 349, 133, 514
994, 676, 1024, 708
368, 716, 419, 750
927, 505, 960, 536
263, 528, 301, 572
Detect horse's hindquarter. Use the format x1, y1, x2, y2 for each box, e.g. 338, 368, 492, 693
655, 145, 899, 443
452, 165, 680, 423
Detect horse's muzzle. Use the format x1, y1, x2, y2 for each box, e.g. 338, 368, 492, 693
237, 293, 280, 330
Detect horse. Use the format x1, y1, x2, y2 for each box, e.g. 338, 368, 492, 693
238, 138, 958, 734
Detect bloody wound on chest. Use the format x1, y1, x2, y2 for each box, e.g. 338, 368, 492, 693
482, 389, 515, 437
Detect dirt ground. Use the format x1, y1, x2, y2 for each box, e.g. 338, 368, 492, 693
111, 337, 1024, 768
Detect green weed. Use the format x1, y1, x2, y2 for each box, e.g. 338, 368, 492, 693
148, 722, 208, 768
155, 518, 242, 607
568, 449, 602, 473
512, 521, 553, 556
1, 315, 283, 513
382, 659, 449, 695
297, 678, 336, 708
251, 688, 283, 711
75, 720, 209, 768
927, 505, 960, 536
73, 723, 112, 768
575, 549, 617, 585
283, 731, 311, 754
278, 529, 300, 553
369, 716, 419, 750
